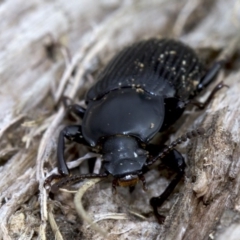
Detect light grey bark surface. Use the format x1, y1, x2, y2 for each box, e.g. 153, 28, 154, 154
0, 0, 240, 239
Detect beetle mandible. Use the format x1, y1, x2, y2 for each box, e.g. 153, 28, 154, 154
47, 38, 226, 223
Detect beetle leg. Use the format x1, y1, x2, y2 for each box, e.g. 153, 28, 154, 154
112, 178, 119, 194
149, 148, 186, 224
57, 125, 89, 176
188, 59, 229, 109
67, 104, 86, 118
139, 174, 147, 191
63, 96, 86, 118
145, 128, 205, 223
191, 81, 228, 109
197, 60, 225, 91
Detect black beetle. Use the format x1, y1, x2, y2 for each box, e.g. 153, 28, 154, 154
47, 38, 226, 223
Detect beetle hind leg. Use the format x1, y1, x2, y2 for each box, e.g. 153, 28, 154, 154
191, 60, 228, 109
191, 81, 228, 109
197, 60, 225, 91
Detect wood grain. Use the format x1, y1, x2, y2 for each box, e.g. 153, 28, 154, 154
0, 0, 239, 239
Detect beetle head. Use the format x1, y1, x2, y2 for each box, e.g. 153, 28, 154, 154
102, 136, 148, 187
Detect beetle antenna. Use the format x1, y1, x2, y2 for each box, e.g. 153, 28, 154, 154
50, 173, 109, 194
146, 127, 205, 166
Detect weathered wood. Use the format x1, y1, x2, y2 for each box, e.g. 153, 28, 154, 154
0, 0, 239, 239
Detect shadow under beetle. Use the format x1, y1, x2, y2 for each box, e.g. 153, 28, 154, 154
46, 38, 226, 224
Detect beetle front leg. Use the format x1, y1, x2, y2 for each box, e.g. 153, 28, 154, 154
57, 125, 89, 176
44, 125, 90, 189
149, 149, 186, 224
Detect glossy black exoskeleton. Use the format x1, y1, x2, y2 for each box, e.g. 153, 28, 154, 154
47, 38, 226, 223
